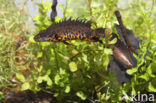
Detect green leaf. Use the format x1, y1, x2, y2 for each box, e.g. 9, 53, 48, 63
29, 36, 36, 43
58, 53, 69, 60
37, 52, 43, 58
54, 93, 59, 97
76, 91, 87, 100
148, 82, 156, 92
109, 38, 117, 45
138, 74, 149, 81
82, 54, 88, 63
65, 85, 70, 93
103, 55, 109, 67
72, 49, 79, 55
59, 68, 66, 74
69, 62, 78, 72
126, 68, 137, 75
54, 74, 61, 85
16, 73, 25, 82
37, 76, 43, 83
104, 48, 112, 55
45, 75, 52, 86
0, 91, 4, 99
37, 75, 52, 86
22, 82, 30, 90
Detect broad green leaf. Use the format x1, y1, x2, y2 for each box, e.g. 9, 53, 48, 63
72, 49, 79, 54
65, 85, 70, 93
37, 75, 52, 86
138, 74, 149, 81
69, 62, 78, 72
76, 91, 87, 100
109, 38, 117, 45
0, 91, 4, 99
33, 15, 40, 22
103, 55, 109, 67
104, 48, 112, 55
16, 73, 25, 82
37, 76, 43, 83
58, 53, 69, 60
54, 93, 59, 97
82, 54, 88, 63
148, 82, 156, 92
29, 36, 36, 43
54, 74, 60, 85
37, 52, 43, 58
46, 69, 51, 75
147, 65, 155, 77
126, 68, 137, 75
45, 75, 52, 86
59, 68, 66, 74
22, 82, 30, 90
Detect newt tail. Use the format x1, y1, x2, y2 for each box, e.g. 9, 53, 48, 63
34, 19, 134, 69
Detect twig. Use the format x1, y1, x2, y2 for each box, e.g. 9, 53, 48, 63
50, 0, 57, 22
87, 0, 97, 28
115, 10, 137, 54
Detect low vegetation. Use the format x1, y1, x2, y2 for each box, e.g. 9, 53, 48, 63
0, 0, 156, 102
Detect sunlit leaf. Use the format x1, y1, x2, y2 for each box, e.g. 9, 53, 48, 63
22, 82, 30, 90
82, 54, 88, 63
54, 93, 59, 97
54, 74, 60, 85
37, 75, 52, 86
29, 36, 36, 43
16, 73, 25, 82
148, 82, 156, 92
126, 68, 137, 75
138, 74, 149, 81
45, 75, 52, 86
109, 38, 117, 45
65, 85, 70, 93
76, 91, 87, 100
37, 76, 43, 83
72, 49, 79, 54
37, 52, 43, 58
69, 62, 78, 72
104, 48, 112, 55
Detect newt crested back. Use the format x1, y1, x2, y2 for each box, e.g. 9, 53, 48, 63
34, 19, 107, 42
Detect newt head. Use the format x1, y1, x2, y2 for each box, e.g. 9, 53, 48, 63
34, 30, 58, 42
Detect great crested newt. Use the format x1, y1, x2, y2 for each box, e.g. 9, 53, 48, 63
34, 19, 134, 68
